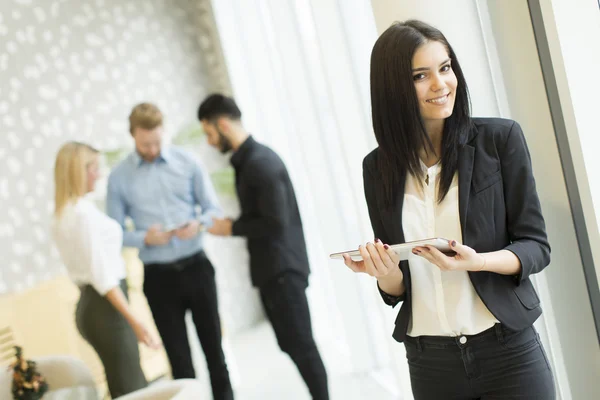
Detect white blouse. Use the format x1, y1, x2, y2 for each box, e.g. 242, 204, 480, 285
52, 197, 126, 295
403, 161, 498, 337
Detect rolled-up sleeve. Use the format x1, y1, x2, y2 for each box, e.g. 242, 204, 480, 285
378, 281, 405, 307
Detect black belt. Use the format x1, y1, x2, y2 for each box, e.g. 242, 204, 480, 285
405, 324, 504, 349
144, 250, 206, 271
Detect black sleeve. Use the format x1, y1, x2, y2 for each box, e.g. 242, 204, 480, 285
231, 162, 289, 239
500, 121, 551, 283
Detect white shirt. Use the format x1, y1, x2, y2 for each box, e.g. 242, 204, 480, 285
52, 197, 126, 295
403, 161, 498, 337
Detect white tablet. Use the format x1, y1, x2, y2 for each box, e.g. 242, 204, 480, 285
329, 237, 454, 262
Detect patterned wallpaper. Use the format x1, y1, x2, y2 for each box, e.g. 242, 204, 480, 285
0, 0, 262, 333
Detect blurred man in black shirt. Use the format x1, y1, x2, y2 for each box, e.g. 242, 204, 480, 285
198, 94, 329, 400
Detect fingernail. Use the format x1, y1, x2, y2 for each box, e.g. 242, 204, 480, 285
451, 240, 457, 247
384, 244, 389, 250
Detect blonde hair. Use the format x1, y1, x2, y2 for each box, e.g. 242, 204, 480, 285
129, 103, 163, 134
54, 141, 99, 216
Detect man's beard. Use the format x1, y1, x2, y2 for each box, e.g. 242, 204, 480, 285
217, 128, 233, 154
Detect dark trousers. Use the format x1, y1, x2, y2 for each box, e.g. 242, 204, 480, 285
76, 279, 147, 398
260, 272, 329, 400
143, 251, 233, 400
404, 324, 556, 399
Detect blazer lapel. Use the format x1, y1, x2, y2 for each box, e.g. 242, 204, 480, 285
380, 169, 407, 245
458, 144, 475, 242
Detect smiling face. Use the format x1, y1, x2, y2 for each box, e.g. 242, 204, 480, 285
412, 41, 458, 129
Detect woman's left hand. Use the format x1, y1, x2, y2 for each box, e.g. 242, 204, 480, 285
413, 240, 485, 272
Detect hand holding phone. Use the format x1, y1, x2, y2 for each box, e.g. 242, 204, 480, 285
172, 220, 203, 240
164, 222, 189, 233
144, 224, 174, 246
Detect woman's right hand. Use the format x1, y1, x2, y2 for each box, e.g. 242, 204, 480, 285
342, 239, 401, 279
131, 319, 162, 350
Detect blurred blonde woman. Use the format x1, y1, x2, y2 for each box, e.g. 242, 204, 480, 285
52, 141, 160, 398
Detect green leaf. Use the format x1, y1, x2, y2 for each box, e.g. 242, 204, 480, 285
173, 121, 205, 146
210, 168, 236, 197
102, 148, 129, 169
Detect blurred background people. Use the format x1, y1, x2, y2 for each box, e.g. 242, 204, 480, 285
52, 141, 160, 398
199, 94, 329, 400
106, 103, 234, 399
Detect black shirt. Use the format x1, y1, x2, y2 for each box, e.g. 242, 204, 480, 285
230, 136, 310, 288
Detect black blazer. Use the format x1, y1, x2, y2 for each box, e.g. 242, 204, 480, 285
230, 136, 310, 288
363, 118, 551, 342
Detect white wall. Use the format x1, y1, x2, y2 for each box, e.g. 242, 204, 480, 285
542, 0, 600, 294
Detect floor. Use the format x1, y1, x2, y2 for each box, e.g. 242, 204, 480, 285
184, 319, 403, 399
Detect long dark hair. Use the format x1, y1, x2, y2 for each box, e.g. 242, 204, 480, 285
370, 20, 472, 208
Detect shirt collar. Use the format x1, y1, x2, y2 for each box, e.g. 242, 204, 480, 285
131, 147, 171, 167
419, 158, 441, 174
230, 135, 256, 168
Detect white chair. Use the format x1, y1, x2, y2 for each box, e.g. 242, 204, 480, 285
0, 355, 97, 400
0, 355, 206, 400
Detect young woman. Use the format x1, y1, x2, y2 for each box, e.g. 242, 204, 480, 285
343, 20, 555, 399
52, 142, 160, 398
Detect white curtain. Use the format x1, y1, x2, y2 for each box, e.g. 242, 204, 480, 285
210, 0, 410, 396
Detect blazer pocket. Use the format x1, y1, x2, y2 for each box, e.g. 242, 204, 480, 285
473, 170, 502, 194
513, 279, 541, 310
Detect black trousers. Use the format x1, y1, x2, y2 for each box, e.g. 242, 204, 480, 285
404, 324, 556, 399
260, 272, 329, 400
76, 279, 147, 398
144, 251, 233, 400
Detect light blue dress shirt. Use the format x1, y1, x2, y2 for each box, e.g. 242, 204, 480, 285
106, 146, 222, 264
